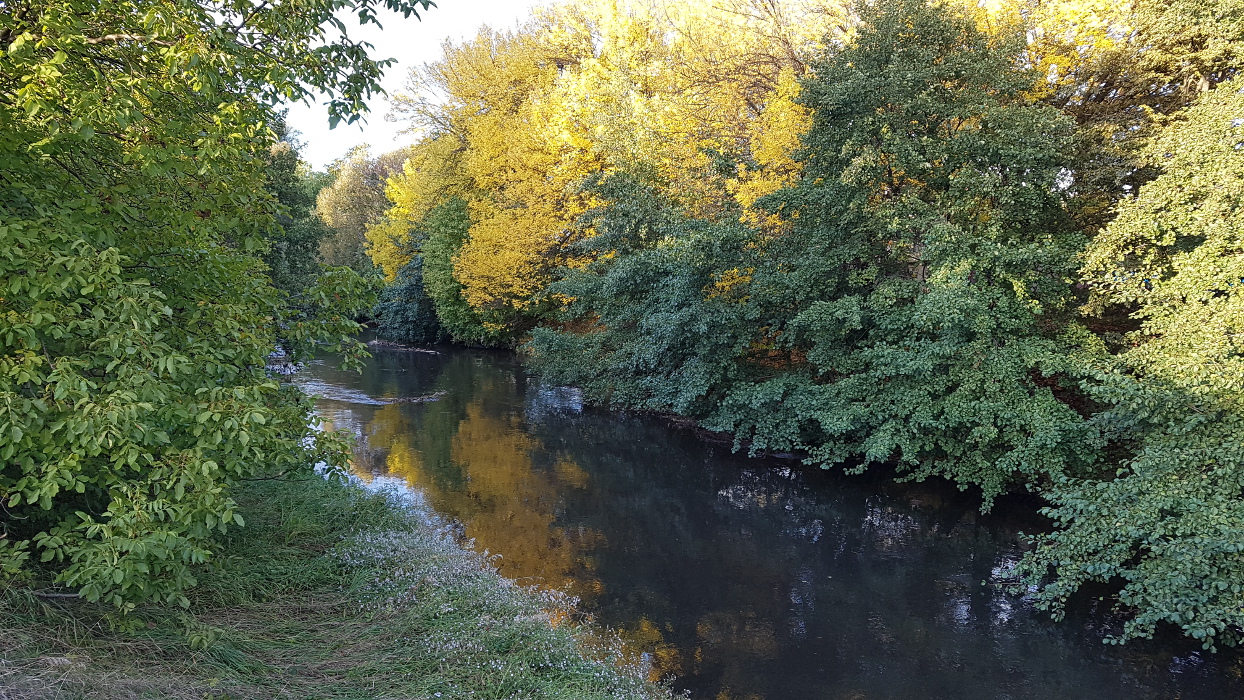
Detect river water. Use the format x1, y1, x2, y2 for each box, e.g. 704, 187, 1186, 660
294, 343, 1244, 700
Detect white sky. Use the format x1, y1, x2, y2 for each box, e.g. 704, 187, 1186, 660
285, 0, 549, 170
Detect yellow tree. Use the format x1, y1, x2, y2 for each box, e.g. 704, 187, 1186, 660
539, 0, 840, 222
379, 0, 849, 337
385, 27, 596, 331
365, 134, 471, 280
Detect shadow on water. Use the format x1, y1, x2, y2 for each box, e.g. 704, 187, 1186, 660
294, 344, 1244, 700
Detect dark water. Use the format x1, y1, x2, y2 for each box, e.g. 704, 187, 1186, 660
295, 344, 1244, 700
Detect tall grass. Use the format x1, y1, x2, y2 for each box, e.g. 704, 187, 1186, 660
0, 478, 676, 700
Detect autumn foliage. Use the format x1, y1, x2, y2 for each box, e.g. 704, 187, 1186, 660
362, 0, 1244, 650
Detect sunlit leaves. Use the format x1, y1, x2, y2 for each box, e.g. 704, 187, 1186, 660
0, 0, 424, 606
1020, 77, 1244, 651
378, 0, 850, 340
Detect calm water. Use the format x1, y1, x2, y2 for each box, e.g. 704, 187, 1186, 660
294, 343, 1244, 700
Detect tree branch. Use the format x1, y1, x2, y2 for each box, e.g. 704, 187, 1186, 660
84, 34, 176, 47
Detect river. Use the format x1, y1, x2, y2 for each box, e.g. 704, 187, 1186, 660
293, 342, 1244, 700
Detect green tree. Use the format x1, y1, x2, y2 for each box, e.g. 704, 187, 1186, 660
715, 0, 1100, 505
1019, 77, 1244, 650
264, 114, 334, 297
0, 0, 429, 608
527, 174, 756, 413
374, 256, 443, 345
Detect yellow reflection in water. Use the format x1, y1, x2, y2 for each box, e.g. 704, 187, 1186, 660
356, 401, 606, 604
347, 398, 771, 697
622, 617, 683, 682
449, 403, 594, 592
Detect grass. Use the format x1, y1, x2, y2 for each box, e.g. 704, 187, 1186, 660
0, 477, 676, 700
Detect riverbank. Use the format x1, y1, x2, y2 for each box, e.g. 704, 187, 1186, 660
0, 477, 674, 700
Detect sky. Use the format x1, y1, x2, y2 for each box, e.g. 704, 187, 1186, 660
285, 0, 549, 170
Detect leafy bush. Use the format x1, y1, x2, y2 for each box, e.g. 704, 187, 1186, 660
375, 256, 444, 345
0, 0, 429, 608
527, 174, 755, 414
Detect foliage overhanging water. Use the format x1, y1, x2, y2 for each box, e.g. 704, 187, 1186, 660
295, 343, 1244, 700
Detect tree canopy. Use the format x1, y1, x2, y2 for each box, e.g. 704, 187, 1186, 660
363, 0, 1244, 650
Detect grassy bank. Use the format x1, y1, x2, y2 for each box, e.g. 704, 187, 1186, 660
0, 478, 675, 700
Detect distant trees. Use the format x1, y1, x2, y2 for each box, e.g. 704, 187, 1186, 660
317, 145, 411, 275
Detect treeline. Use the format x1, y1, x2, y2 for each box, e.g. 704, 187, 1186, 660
365, 0, 1244, 649
0, 0, 431, 609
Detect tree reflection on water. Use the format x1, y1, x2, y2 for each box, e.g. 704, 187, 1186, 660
299, 345, 1244, 700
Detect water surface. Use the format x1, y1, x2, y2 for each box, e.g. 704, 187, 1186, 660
295, 344, 1244, 700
